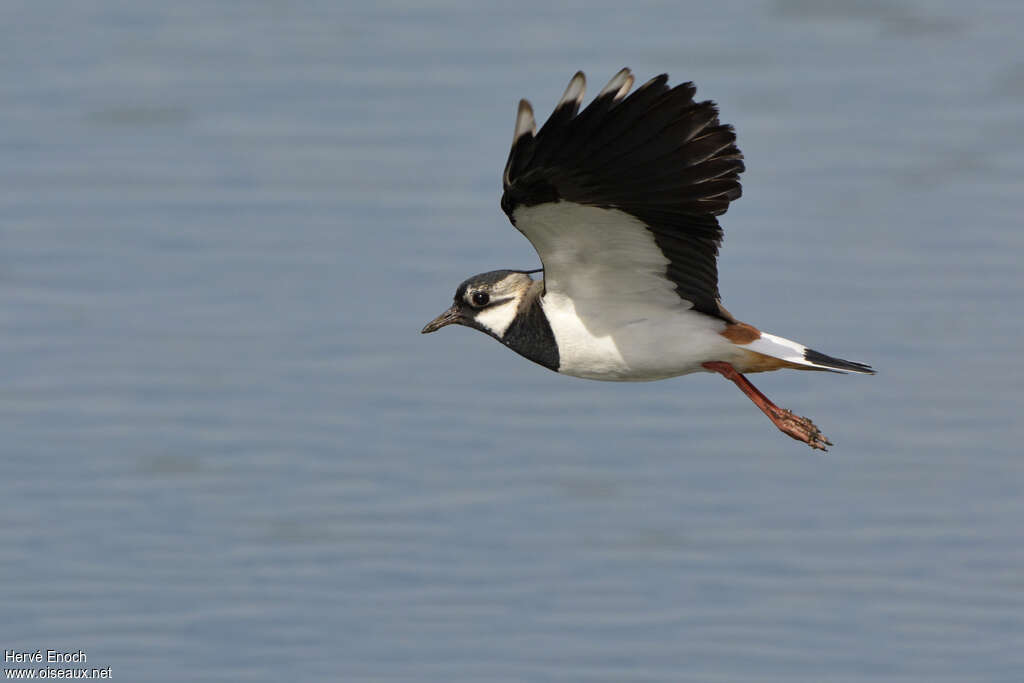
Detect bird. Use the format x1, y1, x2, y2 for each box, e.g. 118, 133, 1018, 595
421, 68, 874, 451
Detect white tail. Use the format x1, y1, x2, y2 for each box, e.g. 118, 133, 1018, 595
745, 333, 875, 374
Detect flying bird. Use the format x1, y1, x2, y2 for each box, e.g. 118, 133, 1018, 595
422, 68, 873, 450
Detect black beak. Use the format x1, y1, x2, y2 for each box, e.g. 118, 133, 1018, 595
421, 305, 462, 334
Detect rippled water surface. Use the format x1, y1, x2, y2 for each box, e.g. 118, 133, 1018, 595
2, 1, 1023, 681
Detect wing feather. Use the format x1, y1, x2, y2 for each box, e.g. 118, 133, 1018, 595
501, 69, 744, 320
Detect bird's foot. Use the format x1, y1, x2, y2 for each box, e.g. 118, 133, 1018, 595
766, 406, 832, 452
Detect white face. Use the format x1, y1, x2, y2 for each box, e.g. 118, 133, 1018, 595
472, 297, 520, 337
462, 272, 531, 338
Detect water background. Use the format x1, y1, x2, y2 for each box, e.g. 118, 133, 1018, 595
2, 1, 1023, 681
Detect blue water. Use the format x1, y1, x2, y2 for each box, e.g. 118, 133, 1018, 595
2, 1, 1022, 681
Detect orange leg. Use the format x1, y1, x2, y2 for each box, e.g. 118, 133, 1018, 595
702, 361, 832, 451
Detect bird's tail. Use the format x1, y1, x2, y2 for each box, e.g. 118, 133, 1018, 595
742, 332, 875, 374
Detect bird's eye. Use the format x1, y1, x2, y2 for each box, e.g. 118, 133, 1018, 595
471, 291, 490, 307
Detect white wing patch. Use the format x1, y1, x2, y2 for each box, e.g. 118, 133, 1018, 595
513, 201, 683, 310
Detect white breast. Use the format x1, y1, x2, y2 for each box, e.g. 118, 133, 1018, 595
541, 292, 733, 381
514, 202, 684, 311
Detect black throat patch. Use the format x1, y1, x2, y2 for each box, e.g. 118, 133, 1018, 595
501, 285, 559, 372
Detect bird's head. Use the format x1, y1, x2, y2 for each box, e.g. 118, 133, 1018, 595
421, 270, 537, 339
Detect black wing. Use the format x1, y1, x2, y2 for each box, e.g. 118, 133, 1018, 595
501, 69, 744, 320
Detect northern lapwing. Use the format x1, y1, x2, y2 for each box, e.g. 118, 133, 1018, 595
422, 68, 874, 451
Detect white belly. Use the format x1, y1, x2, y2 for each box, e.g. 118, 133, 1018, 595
540, 292, 735, 381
